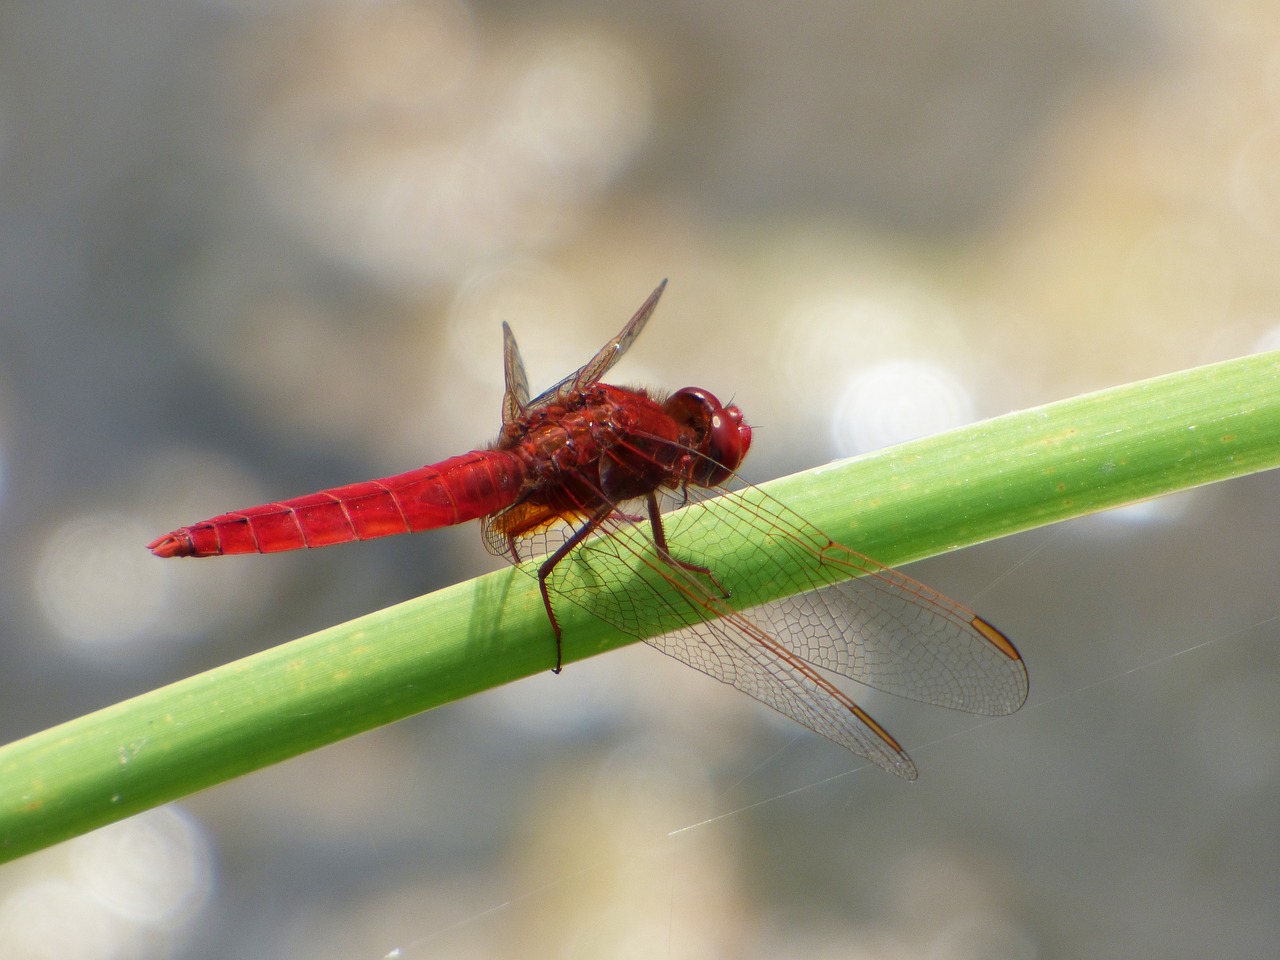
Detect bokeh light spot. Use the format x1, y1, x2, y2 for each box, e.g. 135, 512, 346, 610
449, 262, 585, 392
1229, 121, 1280, 236
831, 360, 974, 456
1251, 321, 1280, 354
0, 880, 124, 960
35, 513, 170, 658
236, 6, 651, 285
1080, 487, 1197, 531
70, 806, 213, 926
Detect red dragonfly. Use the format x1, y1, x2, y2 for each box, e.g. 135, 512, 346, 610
149, 281, 1027, 778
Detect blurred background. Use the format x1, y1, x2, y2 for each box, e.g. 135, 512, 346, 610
1, 0, 1279, 957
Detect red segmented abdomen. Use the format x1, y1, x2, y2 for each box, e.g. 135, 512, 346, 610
148, 450, 527, 558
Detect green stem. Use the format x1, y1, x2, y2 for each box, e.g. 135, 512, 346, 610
2, 350, 1278, 862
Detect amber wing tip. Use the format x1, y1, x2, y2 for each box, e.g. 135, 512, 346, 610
970, 615, 1022, 662
969, 615, 1030, 713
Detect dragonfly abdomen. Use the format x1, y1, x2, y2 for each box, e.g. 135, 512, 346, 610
148, 450, 527, 557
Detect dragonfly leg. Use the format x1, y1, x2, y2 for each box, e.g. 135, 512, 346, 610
645, 493, 729, 598
536, 504, 612, 673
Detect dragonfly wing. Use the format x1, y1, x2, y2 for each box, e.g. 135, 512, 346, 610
646, 613, 919, 779
665, 483, 1029, 716
549, 515, 919, 777
482, 501, 591, 563
749, 569, 1029, 716
530, 280, 667, 408
501, 321, 532, 424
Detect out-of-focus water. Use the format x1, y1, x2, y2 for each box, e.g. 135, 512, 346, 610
1, 1, 1278, 957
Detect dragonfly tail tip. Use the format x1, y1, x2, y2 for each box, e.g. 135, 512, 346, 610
147, 532, 193, 558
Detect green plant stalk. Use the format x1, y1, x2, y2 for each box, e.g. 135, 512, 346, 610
2, 350, 1278, 863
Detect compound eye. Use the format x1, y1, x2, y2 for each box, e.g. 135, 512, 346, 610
665, 387, 753, 486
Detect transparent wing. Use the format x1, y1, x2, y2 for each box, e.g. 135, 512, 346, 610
501, 321, 532, 425
642, 586, 920, 778
485, 454, 1026, 778
679, 483, 1029, 716
481, 499, 592, 563
530, 494, 917, 777
527, 280, 667, 410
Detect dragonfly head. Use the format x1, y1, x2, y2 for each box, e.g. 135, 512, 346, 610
665, 387, 753, 486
